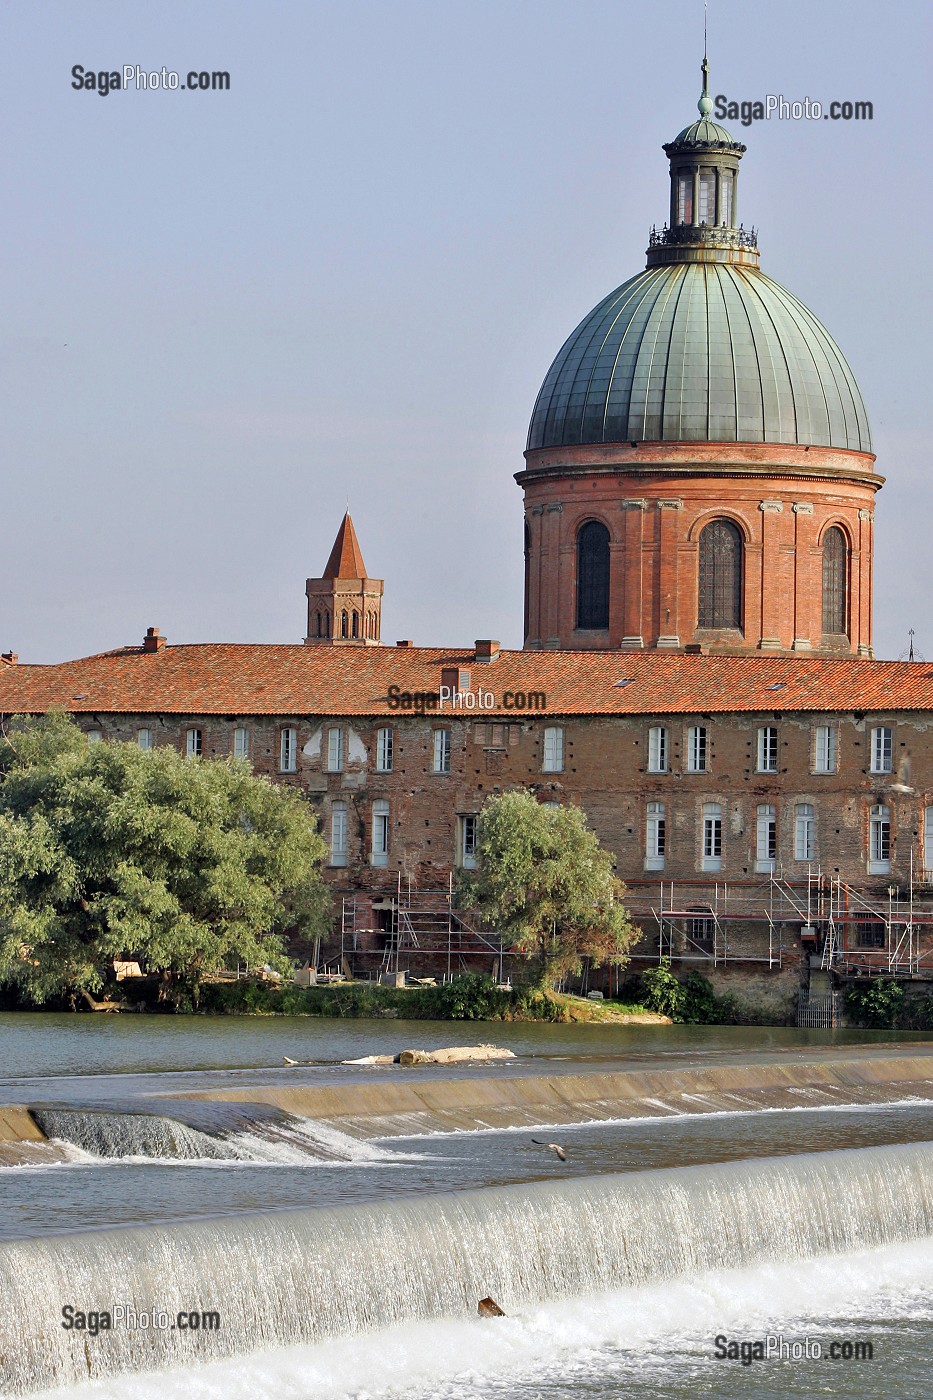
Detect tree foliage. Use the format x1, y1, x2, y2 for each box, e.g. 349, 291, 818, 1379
0, 713, 330, 1004
456, 788, 638, 987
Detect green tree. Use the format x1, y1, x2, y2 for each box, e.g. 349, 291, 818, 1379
456, 788, 638, 988
641, 957, 686, 1019
0, 713, 331, 1006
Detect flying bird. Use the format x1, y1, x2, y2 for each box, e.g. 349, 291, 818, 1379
531, 1138, 567, 1161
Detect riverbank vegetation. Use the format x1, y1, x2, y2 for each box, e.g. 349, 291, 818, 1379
456, 790, 638, 987
0, 713, 330, 1007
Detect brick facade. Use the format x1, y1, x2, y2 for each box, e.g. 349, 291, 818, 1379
519, 442, 881, 655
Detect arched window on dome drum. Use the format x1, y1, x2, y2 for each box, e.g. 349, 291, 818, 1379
822, 526, 848, 635
698, 519, 743, 629
576, 521, 610, 630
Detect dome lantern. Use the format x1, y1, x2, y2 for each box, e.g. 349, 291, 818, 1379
648, 58, 757, 269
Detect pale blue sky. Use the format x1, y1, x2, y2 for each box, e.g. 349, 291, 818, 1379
0, 0, 928, 661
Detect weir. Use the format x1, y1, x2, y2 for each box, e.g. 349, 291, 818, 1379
2, 1141, 932, 1394
30, 1108, 400, 1164
173, 1051, 933, 1136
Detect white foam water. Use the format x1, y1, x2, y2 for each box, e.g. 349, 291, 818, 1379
26, 1236, 933, 1400
3, 1142, 933, 1394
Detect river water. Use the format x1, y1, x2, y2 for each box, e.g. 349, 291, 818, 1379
2, 1013, 932, 1399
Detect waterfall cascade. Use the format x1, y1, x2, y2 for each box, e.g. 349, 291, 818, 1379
1, 1141, 932, 1394
31, 1108, 397, 1164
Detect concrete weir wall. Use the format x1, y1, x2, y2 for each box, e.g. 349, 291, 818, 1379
176, 1053, 933, 1137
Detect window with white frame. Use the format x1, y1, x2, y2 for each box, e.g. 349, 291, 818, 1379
186, 728, 202, 758
755, 803, 777, 872
137, 728, 153, 750
542, 726, 564, 773
757, 726, 778, 774
280, 727, 297, 773
326, 727, 344, 773
233, 727, 249, 760
433, 728, 451, 774
330, 801, 348, 867
870, 726, 893, 775
795, 803, 815, 862
687, 725, 708, 773
925, 806, 933, 879
868, 803, 891, 875
458, 814, 479, 870
645, 800, 666, 871
701, 801, 722, 872
647, 725, 668, 774
371, 799, 390, 866
813, 724, 837, 774
376, 726, 393, 773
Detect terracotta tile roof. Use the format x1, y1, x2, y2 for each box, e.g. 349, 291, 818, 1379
322, 512, 369, 580
1, 644, 933, 718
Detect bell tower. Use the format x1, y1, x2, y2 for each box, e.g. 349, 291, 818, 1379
304, 512, 383, 646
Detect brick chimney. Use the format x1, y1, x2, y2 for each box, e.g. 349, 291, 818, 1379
474, 639, 500, 663
0, 651, 18, 666
142, 627, 166, 653
395, 640, 413, 648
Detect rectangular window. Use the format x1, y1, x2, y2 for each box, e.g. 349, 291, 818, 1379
542, 726, 564, 773
870, 726, 893, 775
647, 725, 668, 774
925, 806, 933, 879
371, 798, 390, 867
186, 728, 202, 759
687, 725, 708, 773
757, 726, 778, 774
233, 727, 249, 760
868, 803, 891, 875
645, 801, 666, 872
755, 803, 777, 873
458, 814, 479, 870
676, 171, 693, 224
433, 728, 451, 774
795, 804, 815, 862
330, 801, 348, 868
137, 728, 153, 750
702, 801, 722, 872
698, 169, 715, 224
86, 728, 102, 743
280, 727, 297, 773
376, 726, 393, 773
720, 170, 734, 227
327, 727, 344, 773
813, 724, 837, 774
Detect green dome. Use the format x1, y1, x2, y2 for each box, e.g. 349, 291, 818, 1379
670, 116, 737, 146
527, 262, 871, 452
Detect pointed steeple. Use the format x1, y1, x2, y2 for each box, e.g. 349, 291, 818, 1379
304, 512, 384, 647
323, 511, 369, 581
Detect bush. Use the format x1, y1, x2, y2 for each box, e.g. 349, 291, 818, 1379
641, 958, 686, 1019
432, 973, 511, 1020
844, 978, 904, 1029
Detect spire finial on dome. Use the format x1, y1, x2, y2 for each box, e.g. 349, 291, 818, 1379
698, 0, 713, 117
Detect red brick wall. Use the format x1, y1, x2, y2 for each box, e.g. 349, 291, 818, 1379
519, 441, 880, 655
